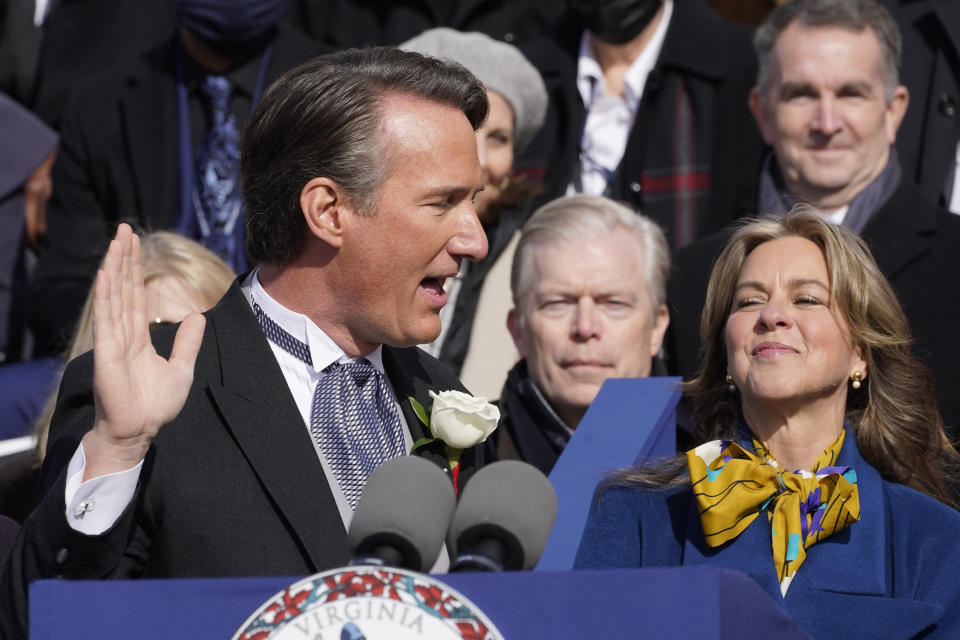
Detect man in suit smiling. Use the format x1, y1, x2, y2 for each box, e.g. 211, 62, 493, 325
0, 47, 490, 637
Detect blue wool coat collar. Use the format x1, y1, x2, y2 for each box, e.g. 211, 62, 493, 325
680, 428, 941, 637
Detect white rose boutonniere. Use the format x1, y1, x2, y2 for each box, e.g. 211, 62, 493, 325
409, 390, 500, 492
426, 390, 500, 448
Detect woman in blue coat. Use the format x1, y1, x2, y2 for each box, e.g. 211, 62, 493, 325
574, 208, 960, 639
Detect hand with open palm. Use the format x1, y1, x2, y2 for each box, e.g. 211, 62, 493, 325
81, 224, 206, 480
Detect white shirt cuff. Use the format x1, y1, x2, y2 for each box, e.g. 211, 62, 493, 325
64, 443, 143, 535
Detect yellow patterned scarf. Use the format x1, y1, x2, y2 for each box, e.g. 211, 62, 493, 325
686, 429, 860, 596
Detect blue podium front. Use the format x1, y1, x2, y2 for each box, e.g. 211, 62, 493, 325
29, 566, 810, 638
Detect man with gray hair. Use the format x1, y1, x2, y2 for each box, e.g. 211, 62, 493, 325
492, 194, 670, 474
666, 0, 960, 436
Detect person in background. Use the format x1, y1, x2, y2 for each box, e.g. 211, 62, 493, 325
0, 91, 58, 446
666, 0, 960, 438
576, 209, 960, 639
516, 0, 763, 249
879, 0, 960, 215
0, 91, 56, 366
0, 0, 58, 108
289, 0, 562, 49
400, 27, 548, 399
490, 194, 670, 474
0, 231, 235, 524
28, 0, 318, 357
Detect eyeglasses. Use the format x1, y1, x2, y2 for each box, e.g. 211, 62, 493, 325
149, 319, 174, 331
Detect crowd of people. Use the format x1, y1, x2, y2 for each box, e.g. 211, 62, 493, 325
1, 0, 959, 638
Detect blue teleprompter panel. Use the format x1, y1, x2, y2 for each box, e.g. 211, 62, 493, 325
536, 377, 682, 571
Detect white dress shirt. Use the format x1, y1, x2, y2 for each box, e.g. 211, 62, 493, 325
949, 141, 960, 215
822, 206, 848, 226
570, 0, 673, 196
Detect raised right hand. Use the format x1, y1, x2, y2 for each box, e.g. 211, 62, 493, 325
82, 224, 206, 480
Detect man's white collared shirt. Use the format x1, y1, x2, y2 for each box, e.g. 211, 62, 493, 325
571, 0, 673, 196
64, 270, 413, 536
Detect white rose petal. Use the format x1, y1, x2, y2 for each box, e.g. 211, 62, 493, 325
427, 390, 500, 449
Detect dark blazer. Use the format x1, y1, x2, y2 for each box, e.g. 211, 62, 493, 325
28, 0, 176, 128
883, 0, 960, 205
574, 429, 960, 639
516, 0, 763, 248
665, 179, 960, 438
27, 27, 320, 356
1, 280, 481, 636
289, 0, 562, 48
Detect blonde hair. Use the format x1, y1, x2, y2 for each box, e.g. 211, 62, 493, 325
684, 207, 958, 505
32, 231, 235, 460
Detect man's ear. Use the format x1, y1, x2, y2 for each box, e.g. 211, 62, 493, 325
748, 87, 776, 146
649, 304, 670, 356
300, 177, 350, 249
506, 308, 526, 357
885, 85, 909, 144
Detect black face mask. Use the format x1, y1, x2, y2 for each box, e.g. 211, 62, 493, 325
176, 0, 288, 53
569, 0, 664, 45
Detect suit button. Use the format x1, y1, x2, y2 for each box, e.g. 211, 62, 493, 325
503, 32, 515, 43
940, 93, 956, 117
630, 181, 642, 193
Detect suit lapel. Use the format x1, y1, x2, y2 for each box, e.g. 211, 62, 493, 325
120, 41, 180, 228
931, 0, 960, 61
381, 346, 450, 474
657, 0, 730, 80
861, 182, 937, 281
203, 282, 349, 571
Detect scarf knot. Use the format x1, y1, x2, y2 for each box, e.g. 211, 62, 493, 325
686, 429, 860, 596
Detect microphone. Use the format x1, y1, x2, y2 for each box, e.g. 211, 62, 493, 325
348, 455, 456, 572
448, 461, 557, 572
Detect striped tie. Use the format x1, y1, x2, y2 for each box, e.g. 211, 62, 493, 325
254, 302, 406, 508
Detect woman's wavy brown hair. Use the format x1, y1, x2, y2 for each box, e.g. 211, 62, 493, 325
616, 207, 959, 507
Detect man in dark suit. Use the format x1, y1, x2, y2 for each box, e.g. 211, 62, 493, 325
28, 1, 320, 356
881, 0, 960, 213
665, 0, 960, 437
0, 47, 491, 637
515, 0, 764, 249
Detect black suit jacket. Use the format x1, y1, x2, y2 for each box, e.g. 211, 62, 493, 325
1, 280, 481, 637
290, 0, 562, 47
516, 0, 763, 248
883, 0, 960, 205
27, 27, 321, 356
664, 180, 960, 437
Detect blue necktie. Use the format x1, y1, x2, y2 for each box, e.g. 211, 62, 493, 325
196, 75, 244, 271
253, 303, 406, 509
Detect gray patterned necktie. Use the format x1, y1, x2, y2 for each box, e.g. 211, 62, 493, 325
253, 302, 406, 508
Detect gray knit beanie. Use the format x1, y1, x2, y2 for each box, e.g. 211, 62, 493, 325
400, 27, 548, 152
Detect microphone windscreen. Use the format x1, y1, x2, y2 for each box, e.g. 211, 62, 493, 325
449, 460, 557, 570
348, 455, 456, 572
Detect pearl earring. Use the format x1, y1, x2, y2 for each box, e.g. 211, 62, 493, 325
725, 374, 736, 393
851, 371, 863, 390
